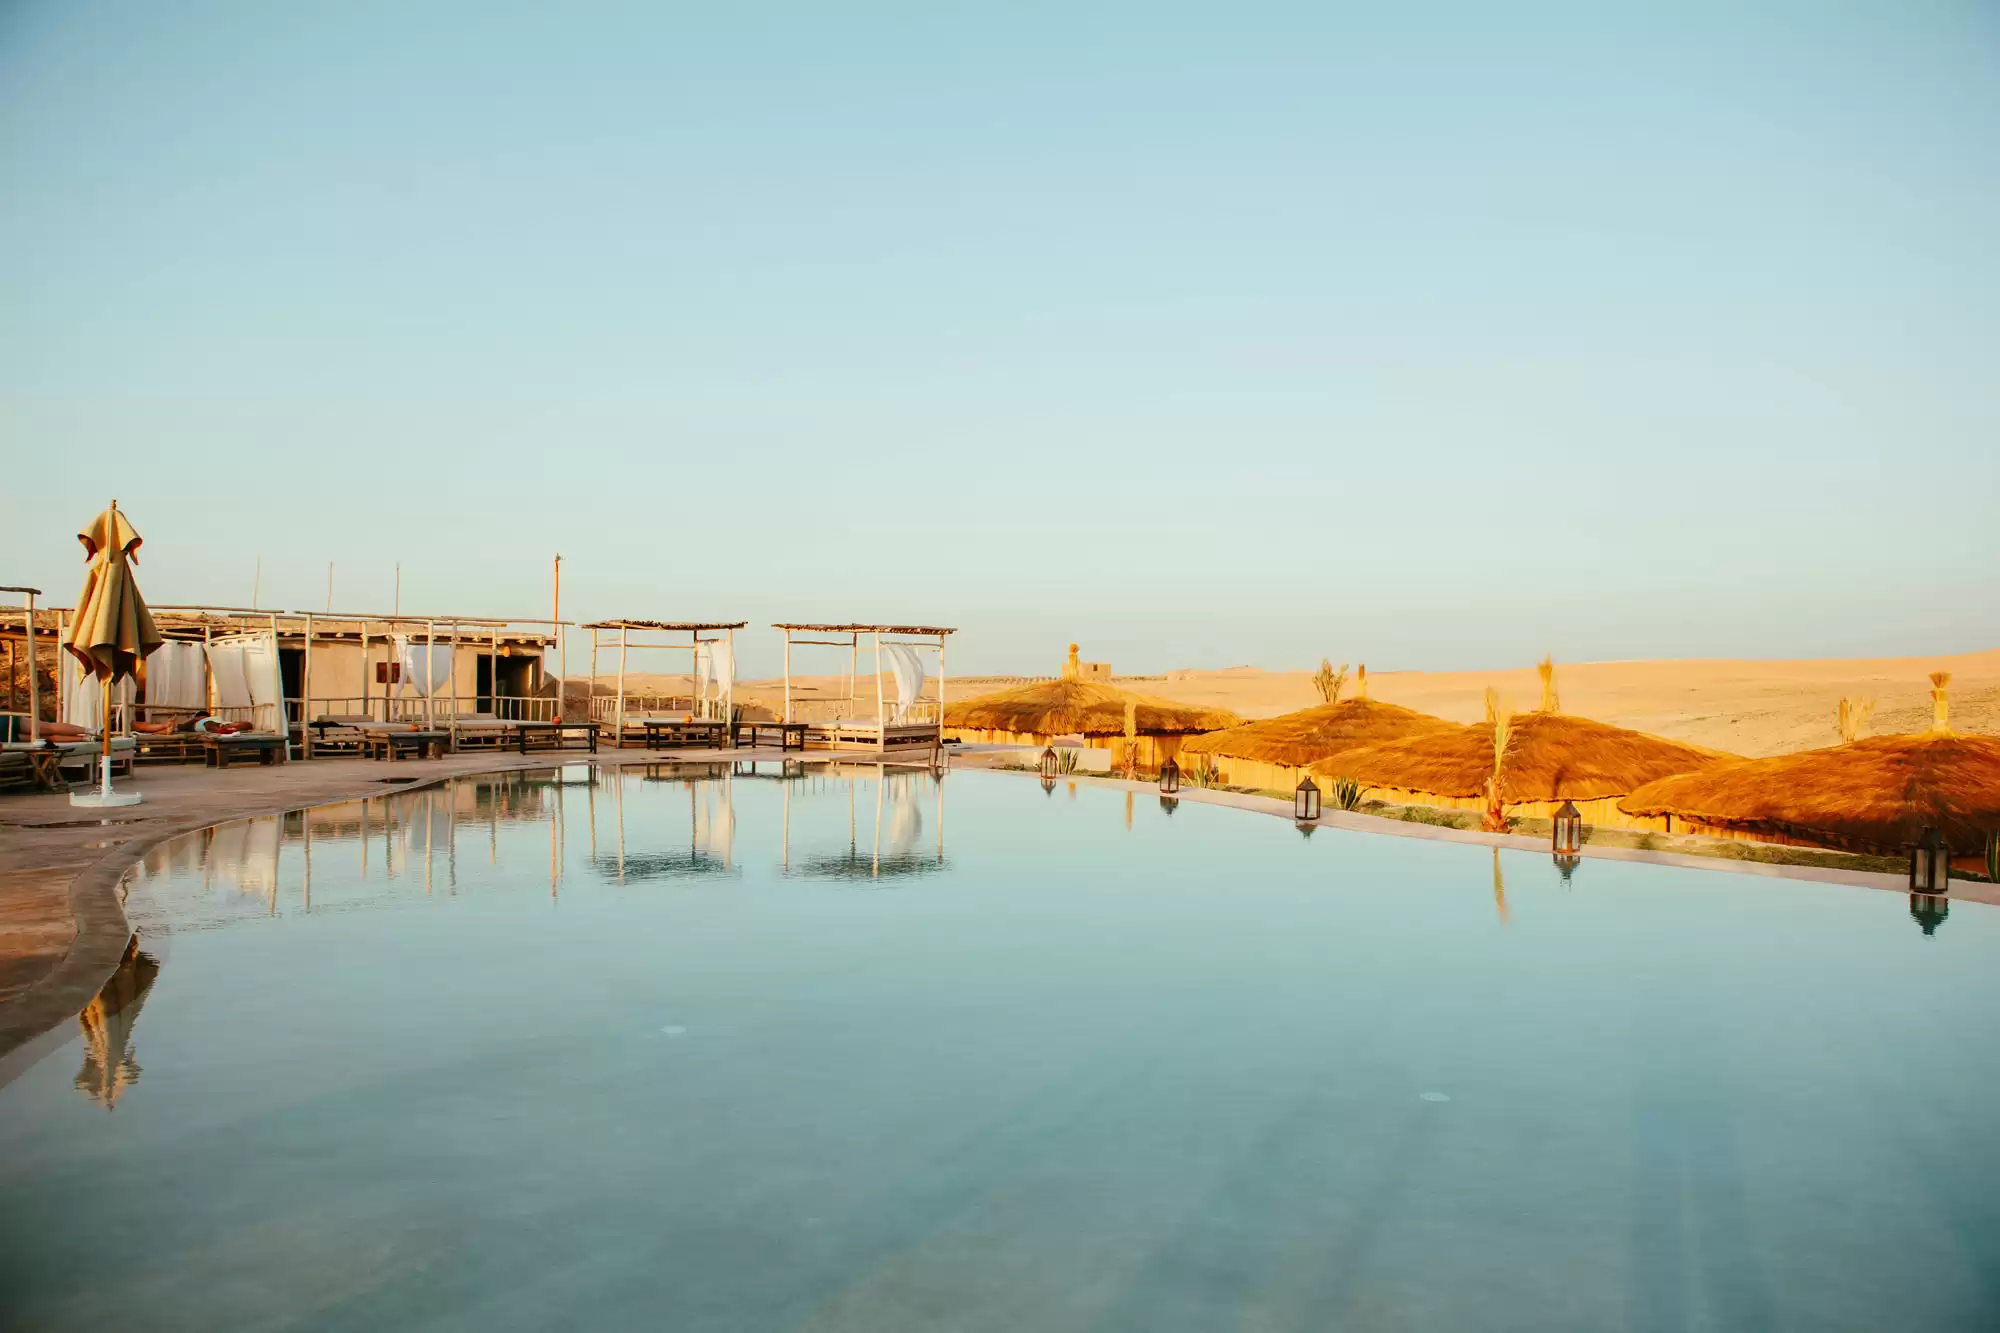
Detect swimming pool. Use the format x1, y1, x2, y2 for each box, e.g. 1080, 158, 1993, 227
2, 762, 1995, 1330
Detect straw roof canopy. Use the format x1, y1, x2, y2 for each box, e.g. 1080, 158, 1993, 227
1181, 698, 1461, 767
1313, 712, 1728, 800
1618, 734, 2000, 853
944, 679, 1240, 737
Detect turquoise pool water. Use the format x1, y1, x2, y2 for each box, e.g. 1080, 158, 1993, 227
1, 763, 1995, 1331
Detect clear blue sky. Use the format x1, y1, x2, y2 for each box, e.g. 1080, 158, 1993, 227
4, 2, 1996, 677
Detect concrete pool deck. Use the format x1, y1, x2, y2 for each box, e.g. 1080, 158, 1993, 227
3, 746, 1993, 1076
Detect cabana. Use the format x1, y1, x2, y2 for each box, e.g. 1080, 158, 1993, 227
775, 623, 954, 752
1618, 734, 2000, 859
584, 620, 747, 749
1179, 698, 1463, 795
2, 585, 47, 743
1316, 712, 1731, 830
944, 646, 1240, 768
2, 602, 565, 761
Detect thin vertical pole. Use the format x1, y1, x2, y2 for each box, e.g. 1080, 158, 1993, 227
22, 591, 35, 741
425, 618, 437, 732
616, 626, 628, 748
55, 609, 66, 727
783, 630, 793, 723
302, 612, 314, 759
303, 809, 312, 913
551, 553, 562, 720
938, 633, 947, 747
782, 778, 791, 871
874, 631, 885, 752
726, 626, 736, 744
872, 764, 883, 877
589, 626, 600, 727
848, 633, 858, 713
490, 623, 500, 719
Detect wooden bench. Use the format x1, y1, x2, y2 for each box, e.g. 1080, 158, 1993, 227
732, 720, 807, 751
202, 733, 288, 768
639, 719, 728, 750
363, 729, 450, 761
513, 721, 599, 754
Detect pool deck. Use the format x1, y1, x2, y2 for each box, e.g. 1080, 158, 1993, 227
4, 748, 1994, 1075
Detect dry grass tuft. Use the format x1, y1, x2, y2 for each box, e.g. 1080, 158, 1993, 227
1930, 671, 1953, 734
1837, 696, 1875, 744
1311, 659, 1349, 705
1537, 655, 1560, 713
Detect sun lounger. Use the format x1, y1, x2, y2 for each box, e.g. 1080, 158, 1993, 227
202, 732, 288, 768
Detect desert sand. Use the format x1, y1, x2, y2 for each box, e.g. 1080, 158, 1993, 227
569, 649, 1997, 759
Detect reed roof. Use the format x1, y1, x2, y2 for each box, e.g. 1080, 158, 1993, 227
1181, 698, 1461, 767
1312, 712, 1728, 800
1618, 733, 2000, 852
944, 678, 1240, 737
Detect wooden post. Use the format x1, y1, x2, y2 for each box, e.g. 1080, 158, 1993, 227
848, 632, 858, 714
616, 624, 628, 748
874, 631, 886, 752
425, 619, 437, 732
937, 631, 947, 749
302, 612, 314, 759
782, 629, 792, 724
55, 609, 66, 727
589, 626, 599, 728
20, 588, 33, 736
726, 626, 737, 745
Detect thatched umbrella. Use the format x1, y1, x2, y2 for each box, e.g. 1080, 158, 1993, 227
1179, 698, 1462, 793
1314, 712, 1731, 827
1618, 734, 2000, 855
65, 500, 162, 807
74, 935, 160, 1110
944, 678, 1240, 767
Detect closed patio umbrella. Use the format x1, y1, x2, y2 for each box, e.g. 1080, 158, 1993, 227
65, 499, 162, 806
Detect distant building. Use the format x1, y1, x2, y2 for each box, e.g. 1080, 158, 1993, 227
1060, 644, 1110, 681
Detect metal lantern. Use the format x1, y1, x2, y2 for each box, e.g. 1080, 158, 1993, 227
1552, 799, 1583, 856
1909, 826, 1949, 894
1039, 746, 1059, 779
1158, 757, 1180, 795
1295, 776, 1322, 823
1909, 893, 1950, 937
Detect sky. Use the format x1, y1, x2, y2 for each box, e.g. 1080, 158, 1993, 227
3, 1, 1997, 678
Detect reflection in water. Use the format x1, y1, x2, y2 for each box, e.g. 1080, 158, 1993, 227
1492, 847, 1510, 927
1910, 893, 1950, 936
74, 935, 159, 1110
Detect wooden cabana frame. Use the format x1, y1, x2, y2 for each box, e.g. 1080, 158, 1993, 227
773, 622, 955, 753
2, 585, 45, 743
582, 620, 747, 749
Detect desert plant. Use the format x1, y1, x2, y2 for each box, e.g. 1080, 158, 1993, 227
1185, 756, 1223, 788
1356, 664, 1368, 700
1537, 655, 1560, 713
1327, 775, 1364, 811
1055, 748, 1082, 776
1930, 671, 1953, 734
1837, 695, 1875, 744
1311, 659, 1350, 705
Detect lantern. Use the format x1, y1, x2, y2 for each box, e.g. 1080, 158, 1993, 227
1158, 757, 1180, 794
1295, 776, 1321, 823
1039, 746, 1058, 779
1909, 826, 1949, 894
1554, 852, 1580, 883
1552, 799, 1583, 856
1909, 894, 1950, 937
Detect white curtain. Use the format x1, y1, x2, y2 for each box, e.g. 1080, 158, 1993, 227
884, 644, 927, 724
693, 639, 734, 719
64, 668, 134, 732
394, 635, 455, 698
144, 641, 207, 711
207, 634, 284, 731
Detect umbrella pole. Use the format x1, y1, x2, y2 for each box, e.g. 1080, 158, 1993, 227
101, 672, 112, 796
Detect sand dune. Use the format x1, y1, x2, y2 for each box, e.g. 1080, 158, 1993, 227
567, 650, 1996, 758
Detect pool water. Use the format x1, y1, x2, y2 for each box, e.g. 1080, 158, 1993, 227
1, 763, 1995, 1331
